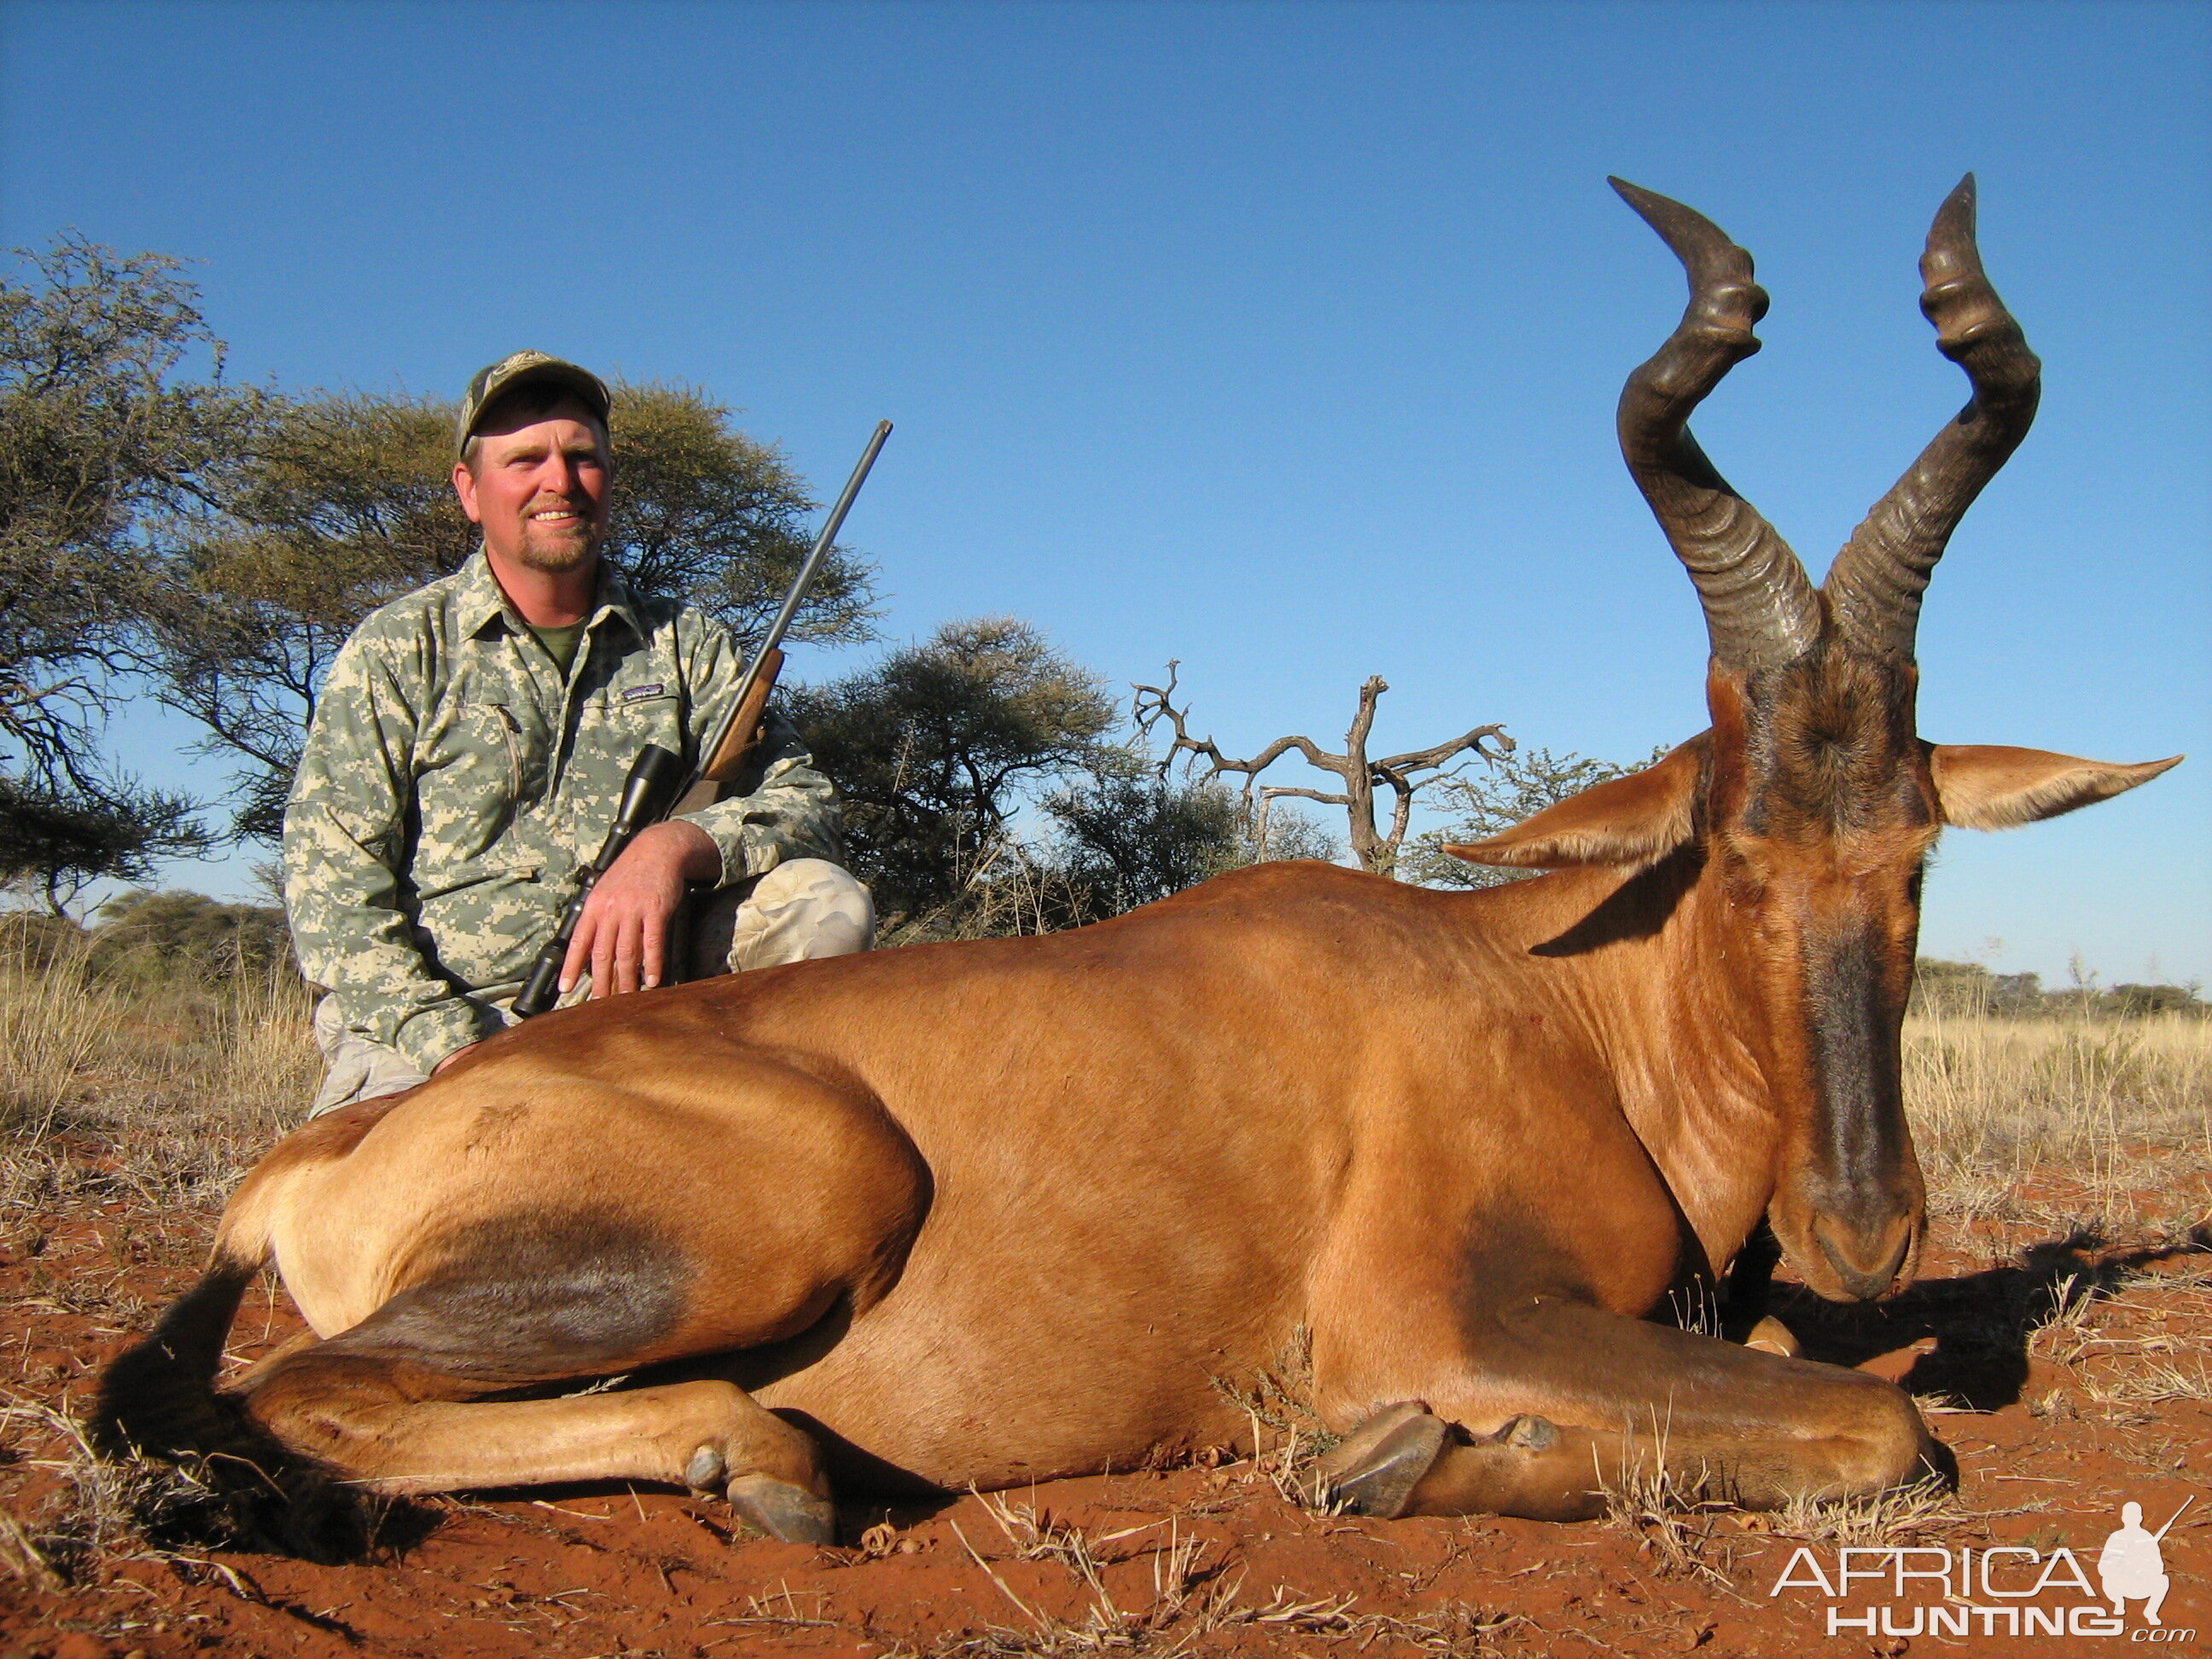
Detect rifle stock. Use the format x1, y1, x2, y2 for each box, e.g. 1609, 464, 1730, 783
668, 646, 784, 817
708, 646, 785, 781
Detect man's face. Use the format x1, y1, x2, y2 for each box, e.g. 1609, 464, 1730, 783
452, 396, 612, 576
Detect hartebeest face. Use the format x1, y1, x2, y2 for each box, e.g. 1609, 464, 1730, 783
1706, 650, 1937, 1301
1452, 178, 2180, 1304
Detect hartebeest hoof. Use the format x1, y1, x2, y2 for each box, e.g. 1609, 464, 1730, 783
686, 1441, 836, 1542
726, 1473, 837, 1544
1317, 1399, 1428, 1474
1316, 1402, 1448, 1518
1743, 1316, 1801, 1357
1493, 1413, 1560, 1452
684, 1444, 728, 1493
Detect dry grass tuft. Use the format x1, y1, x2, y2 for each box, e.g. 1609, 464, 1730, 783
1767, 1479, 1979, 1549
922, 1497, 1516, 1657
1, 1388, 274, 1586
0, 1382, 422, 1582
0, 926, 317, 1216
1906, 1009, 2212, 1232
940, 1506, 1259, 1653
1601, 1458, 1738, 1587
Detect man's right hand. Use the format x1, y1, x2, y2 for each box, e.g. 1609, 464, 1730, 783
562, 818, 722, 998
433, 1043, 477, 1075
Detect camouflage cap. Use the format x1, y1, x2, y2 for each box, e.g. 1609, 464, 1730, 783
456, 351, 612, 457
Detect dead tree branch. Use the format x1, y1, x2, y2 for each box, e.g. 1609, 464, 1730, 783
1132, 662, 1513, 878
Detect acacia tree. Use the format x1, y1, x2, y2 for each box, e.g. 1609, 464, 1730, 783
608, 386, 876, 646
137, 381, 878, 839
135, 393, 462, 840
0, 777, 205, 916
1132, 662, 1514, 878
786, 616, 1121, 928
0, 236, 242, 904
89, 886, 292, 981
1037, 761, 1246, 919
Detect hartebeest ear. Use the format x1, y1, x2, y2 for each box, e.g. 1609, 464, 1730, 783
1929, 745, 2183, 830
1447, 739, 1704, 870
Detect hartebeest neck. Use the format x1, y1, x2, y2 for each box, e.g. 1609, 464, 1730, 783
1487, 850, 1793, 1285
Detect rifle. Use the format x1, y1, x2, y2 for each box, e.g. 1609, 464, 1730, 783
511, 419, 893, 1018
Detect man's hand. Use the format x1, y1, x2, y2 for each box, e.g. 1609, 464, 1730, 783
562, 819, 721, 998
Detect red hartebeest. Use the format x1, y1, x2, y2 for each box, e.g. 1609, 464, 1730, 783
102, 178, 2177, 1540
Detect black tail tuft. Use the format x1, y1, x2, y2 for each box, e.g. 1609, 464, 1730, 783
94, 1260, 427, 1561
94, 1260, 256, 1464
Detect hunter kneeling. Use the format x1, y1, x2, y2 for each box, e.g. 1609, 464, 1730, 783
284, 352, 872, 1115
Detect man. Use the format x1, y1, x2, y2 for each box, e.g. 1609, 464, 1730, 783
284, 352, 873, 1115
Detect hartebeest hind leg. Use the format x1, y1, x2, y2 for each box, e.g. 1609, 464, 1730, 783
172, 1051, 937, 1545
238, 1349, 836, 1540
1316, 1302, 1936, 1523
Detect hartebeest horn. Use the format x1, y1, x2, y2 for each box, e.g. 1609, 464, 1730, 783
1824, 175, 2042, 661
1610, 178, 1821, 674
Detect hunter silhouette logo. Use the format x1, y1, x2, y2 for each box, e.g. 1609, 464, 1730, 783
2100, 1498, 2187, 1627
1767, 1493, 2197, 1641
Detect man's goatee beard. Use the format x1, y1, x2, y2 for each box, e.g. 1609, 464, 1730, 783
511, 529, 604, 575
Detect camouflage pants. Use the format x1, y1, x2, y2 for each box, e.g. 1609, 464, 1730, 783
307, 859, 875, 1117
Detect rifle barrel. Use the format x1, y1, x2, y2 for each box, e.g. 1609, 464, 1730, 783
690, 420, 892, 792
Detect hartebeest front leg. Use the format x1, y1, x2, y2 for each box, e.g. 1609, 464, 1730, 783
1307, 1154, 1931, 1521
1315, 1300, 1936, 1522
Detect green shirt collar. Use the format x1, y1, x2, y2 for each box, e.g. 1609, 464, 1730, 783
455, 547, 647, 646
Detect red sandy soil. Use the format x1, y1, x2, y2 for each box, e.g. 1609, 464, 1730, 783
3, 1161, 2207, 1659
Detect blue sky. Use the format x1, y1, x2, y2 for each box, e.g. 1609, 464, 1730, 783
4, 0, 2206, 986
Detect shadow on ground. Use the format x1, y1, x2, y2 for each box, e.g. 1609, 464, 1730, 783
1770, 1225, 2211, 1410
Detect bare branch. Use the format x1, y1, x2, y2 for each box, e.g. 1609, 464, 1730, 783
1260, 785, 1352, 807
1376, 724, 1514, 774
1383, 775, 1417, 853
1133, 662, 1351, 786
1131, 665, 1513, 879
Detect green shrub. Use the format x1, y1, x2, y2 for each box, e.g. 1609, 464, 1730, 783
86, 888, 294, 984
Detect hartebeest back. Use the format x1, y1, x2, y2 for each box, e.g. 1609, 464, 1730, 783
101, 178, 2178, 1542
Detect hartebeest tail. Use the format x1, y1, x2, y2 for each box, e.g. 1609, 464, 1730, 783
95, 1161, 381, 1557
94, 1247, 260, 1465
89, 1243, 345, 1556
95, 1113, 308, 1469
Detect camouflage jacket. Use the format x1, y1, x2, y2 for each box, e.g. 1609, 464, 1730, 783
282, 551, 843, 1074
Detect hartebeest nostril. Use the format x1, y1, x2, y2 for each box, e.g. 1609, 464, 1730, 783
1812, 1212, 1915, 1301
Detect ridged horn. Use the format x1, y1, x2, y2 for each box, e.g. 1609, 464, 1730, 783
1825, 175, 2041, 661
1610, 178, 1821, 674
